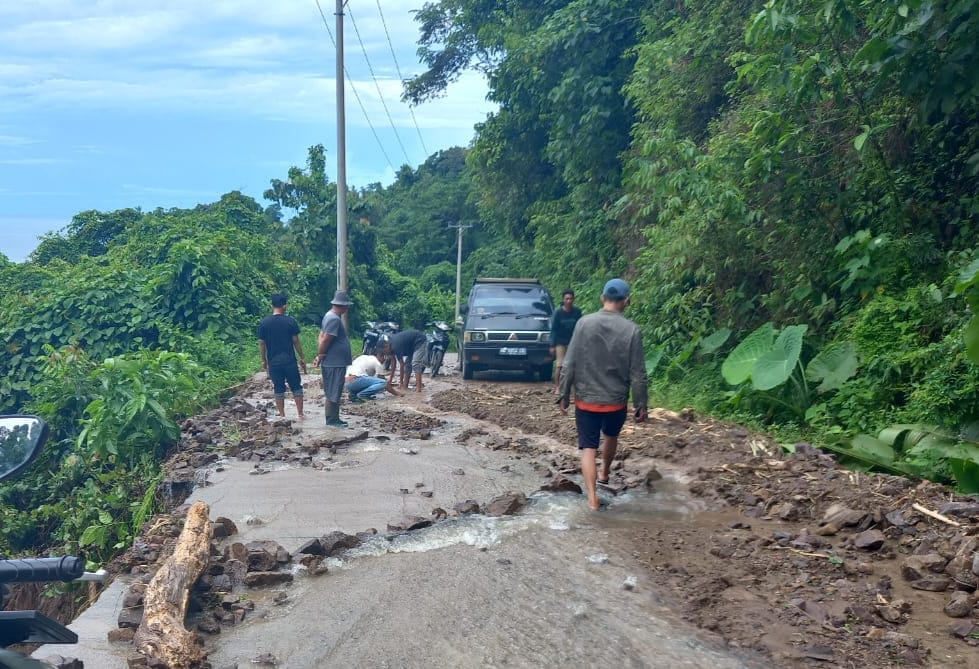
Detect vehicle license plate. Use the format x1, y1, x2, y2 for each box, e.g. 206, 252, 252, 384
500, 347, 527, 356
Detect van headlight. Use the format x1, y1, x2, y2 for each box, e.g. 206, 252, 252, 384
540, 331, 550, 342
464, 331, 486, 343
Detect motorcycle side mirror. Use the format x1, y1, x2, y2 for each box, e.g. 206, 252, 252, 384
0, 415, 48, 482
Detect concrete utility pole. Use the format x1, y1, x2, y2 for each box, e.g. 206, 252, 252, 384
335, 0, 348, 295
335, 0, 349, 330
448, 222, 473, 322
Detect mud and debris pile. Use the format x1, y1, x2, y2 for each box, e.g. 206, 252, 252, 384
429, 385, 979, 668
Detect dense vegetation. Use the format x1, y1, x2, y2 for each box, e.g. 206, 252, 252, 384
1, 0, 978, 561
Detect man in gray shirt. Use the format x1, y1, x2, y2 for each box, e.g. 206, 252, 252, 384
313, 290, 354, 427
558, 278, 648, 510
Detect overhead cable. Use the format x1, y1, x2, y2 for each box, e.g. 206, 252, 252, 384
313, 0, 397, 175
347, 3, 413, 165
375, 0, 429, 156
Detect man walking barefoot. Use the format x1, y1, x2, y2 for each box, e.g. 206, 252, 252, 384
558, 279, 648, 510
258, 293, 307, 419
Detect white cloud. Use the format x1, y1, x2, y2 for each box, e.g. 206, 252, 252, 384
0, 0, 494, 226
192, 36, 297, 69
0, 135, 41, 147
0, 1, 493, 126
0, 157, 66, 165
2, 13, 183, 53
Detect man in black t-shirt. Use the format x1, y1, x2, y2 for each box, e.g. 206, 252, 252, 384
258, 293, 307, 419
388, 328, 427, 393
550, 289, 582, 394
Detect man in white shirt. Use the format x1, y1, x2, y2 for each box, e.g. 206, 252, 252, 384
345, 351, 403, 402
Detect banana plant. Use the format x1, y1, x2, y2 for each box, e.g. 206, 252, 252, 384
823, 424, 979, 494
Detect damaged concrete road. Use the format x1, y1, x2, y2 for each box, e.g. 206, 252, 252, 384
35, 356, 979, 668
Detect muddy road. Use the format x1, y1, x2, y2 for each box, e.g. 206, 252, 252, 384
35, 354, 979, 668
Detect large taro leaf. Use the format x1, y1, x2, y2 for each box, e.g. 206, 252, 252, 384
805, 341, 858, 392
721, 322, 774, 385
949, 458, 979, 494
751, 324, 807, 391
699, 328, 731, 354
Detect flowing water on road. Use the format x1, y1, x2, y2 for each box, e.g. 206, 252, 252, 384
36, 374, 767, 668
196, 404, 764, 668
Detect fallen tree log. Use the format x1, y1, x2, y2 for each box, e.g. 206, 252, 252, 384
133, 500, 211, 668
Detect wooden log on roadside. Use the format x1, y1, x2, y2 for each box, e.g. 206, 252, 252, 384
133, 500, 211, 668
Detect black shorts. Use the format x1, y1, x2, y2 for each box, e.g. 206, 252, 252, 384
575, 406, 627, 449
269, 363, 303, 398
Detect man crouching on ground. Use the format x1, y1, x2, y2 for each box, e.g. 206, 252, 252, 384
558, 278, 648, 510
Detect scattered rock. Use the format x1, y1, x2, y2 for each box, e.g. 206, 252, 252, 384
948, 619, 975, 638
539, 474, 582, 494
902, 553, 947, 581
853, 530, 887, 551
943, 591, 976, 618
243, 571, 293, 587
483, 491, 527, 516
938, 501, 979, 518
453, 500, 480, 515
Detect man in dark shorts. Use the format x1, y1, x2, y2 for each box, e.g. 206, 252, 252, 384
258, 294, 307, 419
549, 288, 582, 394
558, 279, 648, 510
389, 328, 427, 393
313, 290, 353, 427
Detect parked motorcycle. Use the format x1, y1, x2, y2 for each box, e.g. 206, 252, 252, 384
426, 321, 452, 377
0, 415, 105, 668
362, 321, 400, 357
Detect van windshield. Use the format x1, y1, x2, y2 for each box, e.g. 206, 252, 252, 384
471, 286, 551, 317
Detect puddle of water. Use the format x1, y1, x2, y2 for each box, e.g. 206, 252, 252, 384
325, 482, 702, 564
207, 497, 766, 669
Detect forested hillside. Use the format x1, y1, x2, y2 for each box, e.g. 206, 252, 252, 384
405, 0, 979, 487
1, 0, 978, 560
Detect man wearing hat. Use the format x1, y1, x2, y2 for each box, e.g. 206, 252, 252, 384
313, 290, 354, 427
558, 278, 648, 510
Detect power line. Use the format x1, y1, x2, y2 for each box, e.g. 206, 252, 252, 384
346, 3, 412, 165
313, 0, 397, 175
375, 0, 429, 156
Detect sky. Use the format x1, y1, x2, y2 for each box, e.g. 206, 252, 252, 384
0, 0, 494, 262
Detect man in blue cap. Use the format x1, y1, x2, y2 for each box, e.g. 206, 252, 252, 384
558, 278, 648, 510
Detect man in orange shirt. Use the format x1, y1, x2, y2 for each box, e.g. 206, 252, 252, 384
558, 279, 648, 510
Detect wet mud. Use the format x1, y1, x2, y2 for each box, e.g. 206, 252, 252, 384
49, 359, 979, 668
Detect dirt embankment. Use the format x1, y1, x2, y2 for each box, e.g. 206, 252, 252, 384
429, 383, 979, 669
